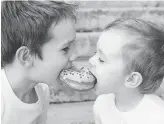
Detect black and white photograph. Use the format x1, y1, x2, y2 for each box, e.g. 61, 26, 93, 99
1, 1, 164, 124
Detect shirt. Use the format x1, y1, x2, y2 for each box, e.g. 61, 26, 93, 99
1, 69, 50, 124
93, 93, 164, 124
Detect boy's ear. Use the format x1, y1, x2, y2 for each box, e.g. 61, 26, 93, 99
15, 46, 33, 68
124, 72, 143, 88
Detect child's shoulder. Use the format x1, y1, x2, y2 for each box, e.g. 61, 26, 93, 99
145, 94, 164, 106
143, 94, 164, 113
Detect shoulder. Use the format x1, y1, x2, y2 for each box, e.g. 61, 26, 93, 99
143, 94, 164, 114
145, 94, 164, 107
142, 95, 164, 123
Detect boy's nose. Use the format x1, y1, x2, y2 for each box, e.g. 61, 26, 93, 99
69, 45, 78, 61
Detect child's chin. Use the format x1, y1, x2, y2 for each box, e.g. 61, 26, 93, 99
94, 87, 111, 95
95, 91, 105, 96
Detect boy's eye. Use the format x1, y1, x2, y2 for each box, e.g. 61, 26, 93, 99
62, 47, 69, 52
99, 58, 104, 63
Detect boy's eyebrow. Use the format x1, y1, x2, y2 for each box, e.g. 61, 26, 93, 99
62, 39, 75, 47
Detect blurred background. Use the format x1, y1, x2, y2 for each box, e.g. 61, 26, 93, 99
48, 1, 164, 124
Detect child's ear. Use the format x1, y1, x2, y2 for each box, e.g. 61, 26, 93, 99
124, 72, 143, 88
15, 46, 33, 68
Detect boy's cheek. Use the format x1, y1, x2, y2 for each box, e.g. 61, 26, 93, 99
64, 61, 72, 69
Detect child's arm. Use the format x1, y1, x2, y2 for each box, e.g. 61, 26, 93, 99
36, 84, 50, 124
37, 102, 49, 124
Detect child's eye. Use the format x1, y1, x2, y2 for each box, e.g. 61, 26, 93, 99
62, 47, 69, 53
99, 58, 104, 63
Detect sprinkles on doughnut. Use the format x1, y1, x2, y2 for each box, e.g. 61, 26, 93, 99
59, 67, 96, 91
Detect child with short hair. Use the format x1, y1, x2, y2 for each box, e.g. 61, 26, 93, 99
89, 18, 164, 124
1, 1, 77, 124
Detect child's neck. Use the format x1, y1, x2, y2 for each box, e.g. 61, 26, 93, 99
4, 66, 38, 103
115, 89, 144, 112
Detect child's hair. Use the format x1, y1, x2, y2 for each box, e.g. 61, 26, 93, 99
104, 18, 164, 94
1, 1, 78, 68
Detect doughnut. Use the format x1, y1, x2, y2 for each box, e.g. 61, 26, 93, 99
59, 67, 96, 91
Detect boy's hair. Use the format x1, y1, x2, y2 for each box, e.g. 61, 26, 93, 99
105, 18, 164, 94
1, 1, 77, 67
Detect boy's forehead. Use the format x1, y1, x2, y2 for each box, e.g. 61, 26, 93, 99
49, 19, 75, 38
48, 19, 76, 46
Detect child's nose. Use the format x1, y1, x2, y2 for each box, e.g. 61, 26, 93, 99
69, 53, 77, 61
89, 55, 96, 66
65, 61, 72, 69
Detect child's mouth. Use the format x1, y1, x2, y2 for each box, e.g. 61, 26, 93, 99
89, 68, 96, 77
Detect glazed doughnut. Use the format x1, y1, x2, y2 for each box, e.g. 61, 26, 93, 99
59, 67, 96, 91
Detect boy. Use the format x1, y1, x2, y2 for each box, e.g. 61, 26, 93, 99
1, 1, 77, 124
89, 18, 164, 124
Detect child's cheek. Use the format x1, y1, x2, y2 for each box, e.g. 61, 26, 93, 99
96, 66, 105, 76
